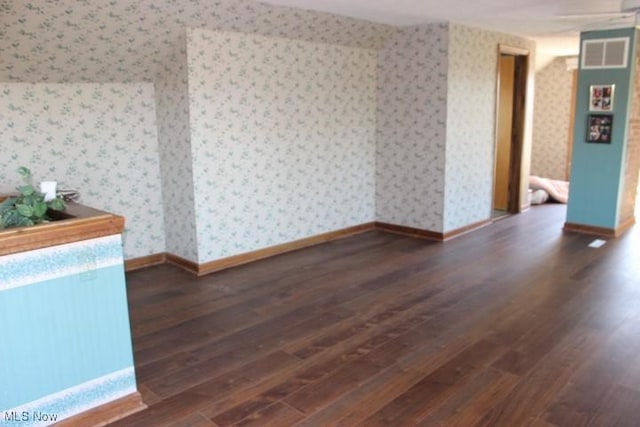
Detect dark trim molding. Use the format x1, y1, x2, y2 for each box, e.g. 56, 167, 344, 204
374, 222, 442, 241
617, 216, 636, 236
0, 201, 124, 257
125, 220, 501, 277
375, 219, 491, 242
195, 222, 375, 276
442, 219, 492, 241
166, 253, 200, 275
564, 218, 635, 238
54, 392, 146, 427
563, 222, 616, 238
125, 253, 167, 272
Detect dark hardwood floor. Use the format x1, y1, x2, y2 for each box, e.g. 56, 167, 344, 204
111, 204, 640, 426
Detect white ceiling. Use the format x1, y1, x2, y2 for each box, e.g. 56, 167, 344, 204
261, 0, 636, 58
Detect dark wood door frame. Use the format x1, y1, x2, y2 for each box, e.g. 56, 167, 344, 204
494, 45, 530, 214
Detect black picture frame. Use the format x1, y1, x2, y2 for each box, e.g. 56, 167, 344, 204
586, 114, 613, 143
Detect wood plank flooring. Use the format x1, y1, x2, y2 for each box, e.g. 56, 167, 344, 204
111, 204, 640, 426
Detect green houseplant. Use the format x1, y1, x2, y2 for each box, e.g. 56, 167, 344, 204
0, 166, 66, 229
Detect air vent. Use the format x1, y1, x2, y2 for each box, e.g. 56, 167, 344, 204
581, 37, 629, 69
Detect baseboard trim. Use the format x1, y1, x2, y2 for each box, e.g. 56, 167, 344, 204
10, 367, 137, 427
125, 253, 167, 272
127, 219, 499, 277
196, 222, 376, 276
442, 219, 492, 241
564, 219, 635, 238
54, 392, 146, 427
616, 216, 636, 236
563, 222, 616, 238
166, 253, 200, 275
375, 219, 491, 242
374, 222, 442, 241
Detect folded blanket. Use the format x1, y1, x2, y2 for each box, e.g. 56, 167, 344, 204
529, 176, 569, 204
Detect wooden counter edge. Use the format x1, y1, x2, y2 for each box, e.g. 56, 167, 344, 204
0, 202, 125, 257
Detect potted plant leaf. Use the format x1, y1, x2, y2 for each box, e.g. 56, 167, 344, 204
0, 166, 66, 229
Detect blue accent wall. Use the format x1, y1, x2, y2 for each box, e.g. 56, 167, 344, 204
0, 235, 137, 419
567, 28, 637, 229
0, 267, 134, 409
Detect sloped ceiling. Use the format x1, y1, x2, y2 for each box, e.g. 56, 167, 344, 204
1, 0, 632, 83
260, 0, 630, 32
0, 0, 393, 83
262, 0, 635, 62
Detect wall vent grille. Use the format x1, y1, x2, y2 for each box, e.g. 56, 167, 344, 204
581, 37, 629, 69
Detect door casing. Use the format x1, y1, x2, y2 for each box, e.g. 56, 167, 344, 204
492, 45, 529, 215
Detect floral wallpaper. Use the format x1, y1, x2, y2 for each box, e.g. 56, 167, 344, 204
186, 29, 377, 262
0, 0, 392, 84
376, 23, 536, 234
445, 23, 536, 232
375, 24, 449, 232
532, 57, 575, 180
620, 32, 640, 226
0, 83, 166, 259
1, 0, 544, 262
154, 33, 199, 262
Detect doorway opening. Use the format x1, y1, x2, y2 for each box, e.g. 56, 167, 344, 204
492, 46, 529, 219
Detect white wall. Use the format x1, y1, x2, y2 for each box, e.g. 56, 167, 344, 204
155, 35, 200, 262
186, 29, 377, 263
376, 23, 536, 234
376, 24, 449, 232
0, 83, 166, 258
0, 20, 540, 262
531, 57, 574, 180
445, 24, 536, 231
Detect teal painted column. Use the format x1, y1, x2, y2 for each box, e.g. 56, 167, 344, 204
567, 28, 637, 231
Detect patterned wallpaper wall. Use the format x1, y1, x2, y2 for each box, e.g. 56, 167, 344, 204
619, 30, 640, 227
445, 24, 536, 232
155, 34, 199, 262
1, 0, 543, 261
1, 0, 392, 83
531, 57, 574, 180
187, 29, 377, 262
375, 24, 449, 232
0, 83, 166, 259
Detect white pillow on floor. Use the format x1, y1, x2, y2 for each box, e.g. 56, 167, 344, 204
530, 189, 550, 205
